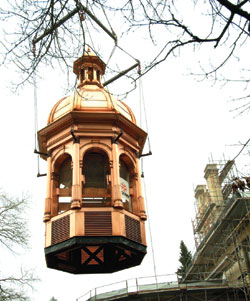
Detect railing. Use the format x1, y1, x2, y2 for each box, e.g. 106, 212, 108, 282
76, 274, 230, 301
76, 274, 179, 301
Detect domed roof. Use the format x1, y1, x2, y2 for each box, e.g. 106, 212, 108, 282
47, 49, 136, 125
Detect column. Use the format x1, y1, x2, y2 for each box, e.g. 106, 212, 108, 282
204, 164, 223, 206
71, 140, 81, 209
204, 164, 223, 222
136, 159, 147, 221
43, 155, 52, 222
195, 185, 207, 216
112, 142, 123, 209
51, 172, 59, 217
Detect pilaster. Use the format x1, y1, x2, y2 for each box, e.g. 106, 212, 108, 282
111, 142, 123, 209
44, 154, 52, 222
136, 159, 147, 221
71, 140, 81, 209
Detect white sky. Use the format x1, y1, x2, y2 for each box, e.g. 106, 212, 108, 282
0, 8, 250, 301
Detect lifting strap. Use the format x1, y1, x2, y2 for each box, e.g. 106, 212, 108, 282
33, 44, 46, 177
139, 76, 152, 159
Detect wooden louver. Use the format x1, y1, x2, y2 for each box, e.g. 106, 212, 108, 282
51, 215, 70, 245
125, 215, 141, 243
85, 211, 112, 236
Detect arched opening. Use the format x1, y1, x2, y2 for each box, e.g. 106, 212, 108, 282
59, 157, 72, 189
88, 67, 93, 81
53, 154, 72, 214
80, 69, 85, 82
82, 149, 111, 207
119, 155, 137, 213
96, 70, 100, 82
120, 160, 131, 211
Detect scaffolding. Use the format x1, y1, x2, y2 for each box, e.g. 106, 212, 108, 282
192, 160, 236, 248
186, 159, 250, 300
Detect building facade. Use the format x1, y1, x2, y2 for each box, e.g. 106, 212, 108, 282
185, 161, 250, 298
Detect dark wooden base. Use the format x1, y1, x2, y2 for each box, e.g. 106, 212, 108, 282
45, 236, 147, 274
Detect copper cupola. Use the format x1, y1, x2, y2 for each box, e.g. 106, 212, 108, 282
38, 48, 148, 274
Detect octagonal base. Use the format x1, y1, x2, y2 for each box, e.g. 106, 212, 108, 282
45, 236, 147, 274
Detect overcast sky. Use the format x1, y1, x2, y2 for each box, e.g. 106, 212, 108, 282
0, 11, 250, 301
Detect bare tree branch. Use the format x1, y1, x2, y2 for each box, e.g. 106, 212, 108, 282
0, 0, 249, 109
0, 191, 38, 300
217, 0, 250, 21
0, 192, 29, 252
0, 268, 38, 301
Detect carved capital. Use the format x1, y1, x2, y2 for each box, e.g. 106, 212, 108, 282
131, 172, 138, 180
114, 199, 123, 209
140, 210, 147, 221
109, 160, 113, 169
71, 199, 81, 209
43, 212, 51, 222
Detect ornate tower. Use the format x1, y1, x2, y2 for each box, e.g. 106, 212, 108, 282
37, 48, 147, 274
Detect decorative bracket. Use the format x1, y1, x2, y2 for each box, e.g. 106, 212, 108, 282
112, 129, 123, 144
37, 172, 47, 177
70, 128, 80, 143
34, 149, 51, 157
136, 151, 152, 158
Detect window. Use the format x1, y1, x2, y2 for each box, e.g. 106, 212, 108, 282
83, 152, 108, 188
88, 67, 93, 81
59, 157, 72, 189
55, 155, 72, 214
120, 160, 132, 211
80, 69, 85, 82
97, 70, 100, 82
82, 151, 111, 207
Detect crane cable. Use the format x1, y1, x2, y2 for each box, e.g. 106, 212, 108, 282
143, 177, 160, 301
74, 13, 118, 112
89, 1, 140, 76
139, 74, 152, 175
82, 8, 117, 109
99, 1, 117, 66
84, 17, 95, 52
139, 76, 152, 152
98, 0, 117, 40
32, 42, 41, 176
138, 75, 159, 299
79, 1, 140, 89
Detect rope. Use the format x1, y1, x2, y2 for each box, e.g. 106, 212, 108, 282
32, 51, 40, 175
139, 73, 157, 296
116, 44, 138, 62
139, 77, 156, 282
84, 18, 95, 51
106, 44, 116, 66
98, 1, 117, 65
82, 2, 117, 71
33, 70, 38, 150
99, 0, 117, 40
32, 41, 42, 175
142, 175, 160, 301
139, 76, 142, 128
102, 74, 116, 110
139, 77, 152, 153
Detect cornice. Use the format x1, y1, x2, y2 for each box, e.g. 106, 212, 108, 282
38, 111, 147, 155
